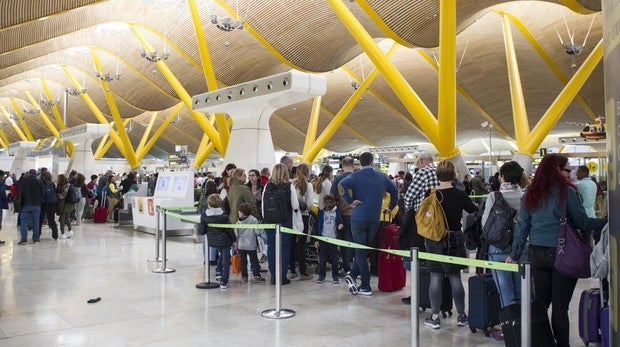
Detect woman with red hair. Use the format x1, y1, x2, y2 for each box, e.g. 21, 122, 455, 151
507, 154, 606, 346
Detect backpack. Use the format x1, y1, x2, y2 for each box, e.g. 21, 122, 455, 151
415, 189, 449, 242
463, 209, 483, 250
65, 185, 81, 204
262, 183, 291, 224
481, 192, 516, 252
43, 183, 57, 204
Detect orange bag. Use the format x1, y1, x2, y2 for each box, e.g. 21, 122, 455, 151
231, 253, 241, 274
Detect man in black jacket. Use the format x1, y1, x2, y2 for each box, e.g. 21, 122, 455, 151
17, 169, 44, 244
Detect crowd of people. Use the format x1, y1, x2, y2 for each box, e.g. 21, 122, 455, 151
196, 152, 606, 347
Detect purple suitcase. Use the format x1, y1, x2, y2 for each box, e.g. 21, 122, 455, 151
578, 288, 602, 344
601, 306, 609, 347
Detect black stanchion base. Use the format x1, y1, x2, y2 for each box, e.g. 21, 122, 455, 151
196, 282, 220, 289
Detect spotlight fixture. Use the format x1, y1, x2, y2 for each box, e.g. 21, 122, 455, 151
564, 43, 583, 55
66, 87, 86, 96
40, 97, 59, 107
210, 14, 244, 32
351, 81, 361, 90
95, 71, 122, 83
22, 107, 39, 115
140, 48, 169, 62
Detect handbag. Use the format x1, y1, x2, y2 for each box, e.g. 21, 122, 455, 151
231, 253, 241, 274
554, 189, 592, 279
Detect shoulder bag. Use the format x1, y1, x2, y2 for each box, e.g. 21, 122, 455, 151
554, 189, 592, 279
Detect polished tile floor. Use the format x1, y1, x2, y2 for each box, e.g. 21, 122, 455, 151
0, 212, 596, 346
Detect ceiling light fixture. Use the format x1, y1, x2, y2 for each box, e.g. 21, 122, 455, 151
22, 107, 39, 115
210, 15, 244, 32
140, 48, 169, 62
66, 87, 86, 96
40, 97, 59, 107
95, 71, 122, 83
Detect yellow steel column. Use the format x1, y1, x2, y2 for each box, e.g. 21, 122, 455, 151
436, 0, 458, 157
23, 91, 61, 139
501, 11, 596, 120
188, 0, 230, 147
136, 112, 158, 155
500, 12, 530, 148
327, 0, 439, 144
303, 96, 322, 154
91, 49, 138, 168
0, 105, 29, 141
62, 66, 130, 160
0, 136, 6, 149
9, 99, 34, 141
194, 117, 232, 168
94, 133, 112, 159
302, 44, 399, 163
0, 129, 9, 147
40, 79, 66, 129
523, 40, 603, 155
130, 25, 225, 155
135, 103, 184, 162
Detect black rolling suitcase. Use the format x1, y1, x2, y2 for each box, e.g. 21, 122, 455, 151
499, 301, 555, 347
468, 273, 501, 335
419, 264, 453, 317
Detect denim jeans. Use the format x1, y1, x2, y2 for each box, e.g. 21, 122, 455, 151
350, 219, 379, 290
215, 246, 231, 282
530, 245, 578, 347
20, 204, 41, 242
266, 228, 292, 279
488, 244, 521, 307
338, 215, 353, 273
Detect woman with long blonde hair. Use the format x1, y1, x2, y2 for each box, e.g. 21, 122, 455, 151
290, 163, 315, 280
314, 165, 333, 210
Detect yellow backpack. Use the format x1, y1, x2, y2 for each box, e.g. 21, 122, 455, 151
415, 188, 449, 241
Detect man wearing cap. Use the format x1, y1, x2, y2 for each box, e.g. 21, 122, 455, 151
16, 169, 44, 244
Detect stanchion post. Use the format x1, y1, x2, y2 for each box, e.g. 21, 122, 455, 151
262, 224, 295, 319
147, 205, 162, 262
410, 248, 419, 347
153, 208, 175, 273
196, 233, 219, 289
520, 262, 531, 347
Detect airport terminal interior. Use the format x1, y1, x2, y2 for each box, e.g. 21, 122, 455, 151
0, 0, 618, 346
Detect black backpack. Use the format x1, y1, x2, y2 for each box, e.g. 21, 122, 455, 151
481, 192, 517, 252
65, 185, 81, 204
262, 183, 291, 224
43, 183, 57, 204
463, 209, 483, 250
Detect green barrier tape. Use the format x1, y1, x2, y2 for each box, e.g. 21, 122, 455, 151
162, 211, 518, 273
469, 194, 489, 198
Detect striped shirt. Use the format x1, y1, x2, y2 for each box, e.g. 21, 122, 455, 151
403, 164, 439, 211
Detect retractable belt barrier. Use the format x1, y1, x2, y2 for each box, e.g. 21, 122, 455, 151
163, 209, 530, 346
163, 209, 518, 273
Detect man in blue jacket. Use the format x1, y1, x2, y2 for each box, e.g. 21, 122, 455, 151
339, 152, 398, 296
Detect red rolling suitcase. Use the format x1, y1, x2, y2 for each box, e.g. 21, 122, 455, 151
93, 192, 108, 223
378, 223, 406, 292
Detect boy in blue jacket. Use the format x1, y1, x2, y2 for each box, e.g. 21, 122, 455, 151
200, 194, 236, 289
315, 194, 342, 284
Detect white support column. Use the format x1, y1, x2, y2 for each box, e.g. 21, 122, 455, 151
512, 153, 534, 176
7, 141, 37, 176
192, 70, 326, 171
60, 123, 110, 178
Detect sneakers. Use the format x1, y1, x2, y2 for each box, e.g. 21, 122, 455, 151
457, 314, 469, 326
219, 280, 228, 289
490, 330, 504, 341
65, 231, 74, 238
316, 277, 325, 283
357, 287, 373, 296
253, 276, 265, 283
215, 273, 222, 281
401, 296, 411, 305
344, 274, 358, 295
424, 316, 441, 329
18, 240, 27, 245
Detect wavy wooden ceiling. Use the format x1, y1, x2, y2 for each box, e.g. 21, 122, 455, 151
0, 0, 604, 159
